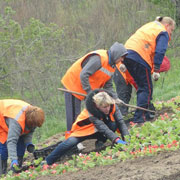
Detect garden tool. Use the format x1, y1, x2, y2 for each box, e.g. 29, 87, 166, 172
58, 88, 155, 113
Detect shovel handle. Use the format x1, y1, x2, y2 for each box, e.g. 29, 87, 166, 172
58, 88, 155, 113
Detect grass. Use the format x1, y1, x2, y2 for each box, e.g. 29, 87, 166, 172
153, 56, 180, 101
33, 116, 66, 144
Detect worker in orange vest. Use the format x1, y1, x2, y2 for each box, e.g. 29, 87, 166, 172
0, 99, 45, 174
121, 16, 175, 123
43, 89, 129, 165
113, 56, 171, 116
61, 42, 128, 134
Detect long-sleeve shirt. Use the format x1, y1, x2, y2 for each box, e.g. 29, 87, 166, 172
80, 54, 118, 98
6, 117, 34, 160
89, 105, 129, 142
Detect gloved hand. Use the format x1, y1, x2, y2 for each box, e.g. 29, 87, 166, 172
10, 160, 20, 173
26, 143, 35, 153
115, 98, 125, 105
115, 138, 127, 145
119, 64, 127, 72
152, 72, 160, 81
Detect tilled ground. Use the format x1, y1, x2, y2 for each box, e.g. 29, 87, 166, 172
36, 150, 180, 180
27, 106, 180, 180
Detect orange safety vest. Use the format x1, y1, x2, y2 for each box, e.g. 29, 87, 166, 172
0, 99, 30, 144
61, 50, 115, 100
65, 105, 116, 139
125, 21, 169, 70
116, 62, 137, 90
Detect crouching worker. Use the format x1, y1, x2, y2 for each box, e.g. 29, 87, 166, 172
0, 99, 45, 174
45, 89, 129, 165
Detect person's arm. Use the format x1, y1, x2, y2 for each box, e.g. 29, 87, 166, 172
114, 105, 129, 140
154, 32, 169, 71
80, 55, 101, 93
6, 118, 22, 161
103, 78, 118, 99
23, 131, 34, 145
89, 116, 119, 142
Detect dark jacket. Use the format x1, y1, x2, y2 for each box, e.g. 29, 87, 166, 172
85, 89, 129, 142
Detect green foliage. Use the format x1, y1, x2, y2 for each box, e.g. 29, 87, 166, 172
0, 1, 180, 143
153, 55, 180, 101
3, 96, 180, 179
147, 0, 176, 18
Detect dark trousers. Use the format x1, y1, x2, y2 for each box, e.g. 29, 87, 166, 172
113, 68, 132, 115
0, 136, 26, 160
124, 58, 152, 123
64, 92, 81, 131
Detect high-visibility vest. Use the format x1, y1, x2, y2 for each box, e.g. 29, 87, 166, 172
65, 105, 116, 139
125, 21, 168, 70
61, 50, 115, 100
0, 99, 30, 143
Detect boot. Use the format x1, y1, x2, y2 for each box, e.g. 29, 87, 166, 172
18, 156, 23, 168
0, 159, 7, 176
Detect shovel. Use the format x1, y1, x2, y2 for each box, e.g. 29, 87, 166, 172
58, 88, 155, 113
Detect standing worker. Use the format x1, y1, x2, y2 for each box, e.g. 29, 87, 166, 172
61, 42, 128, 135
0, 99, 45, 174
113, 56, 171, 116
121, 16, 175, 123
44, 89, 129, 165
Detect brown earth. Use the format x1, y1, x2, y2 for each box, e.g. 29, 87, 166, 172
31, 106, 180, 180
36, 150, 180, 180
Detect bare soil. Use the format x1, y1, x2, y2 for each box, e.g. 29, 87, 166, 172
31, 106, 180, 180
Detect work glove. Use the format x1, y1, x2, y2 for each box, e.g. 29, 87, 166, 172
152, 72, 160, 81
119, 64, 127, 72
115, 98, 125, 105
10, 160, 20, 173
115, 138, 127, 145
26, 143, 35, 153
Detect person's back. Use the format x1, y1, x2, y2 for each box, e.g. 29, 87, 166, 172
121, 16, 175, 123
61, 42, 128, 132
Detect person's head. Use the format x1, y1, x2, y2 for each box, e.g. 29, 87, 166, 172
25, 106, 45, 128
109, 42, 128, 65
156, 16, 176, 37
93, 91, 115, 114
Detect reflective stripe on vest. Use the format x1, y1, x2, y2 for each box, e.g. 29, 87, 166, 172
61, 50, 115, 100
100, 67, 114, 77
0, 100, 30, 143
15, 105, 28, 121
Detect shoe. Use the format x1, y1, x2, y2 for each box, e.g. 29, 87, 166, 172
18, 156, 23, 168
124, 118, 133, 125
95, 141, 105, 150
77, 143, 85, 151
133, 120, 145, 123
40, 160, 47, 167
125, 117, 145, 124
0, 160, 7, 175
148, 103, 156, 119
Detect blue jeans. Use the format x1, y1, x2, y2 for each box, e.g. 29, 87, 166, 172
0, 136, 26, 160
46, 121, 117, 165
